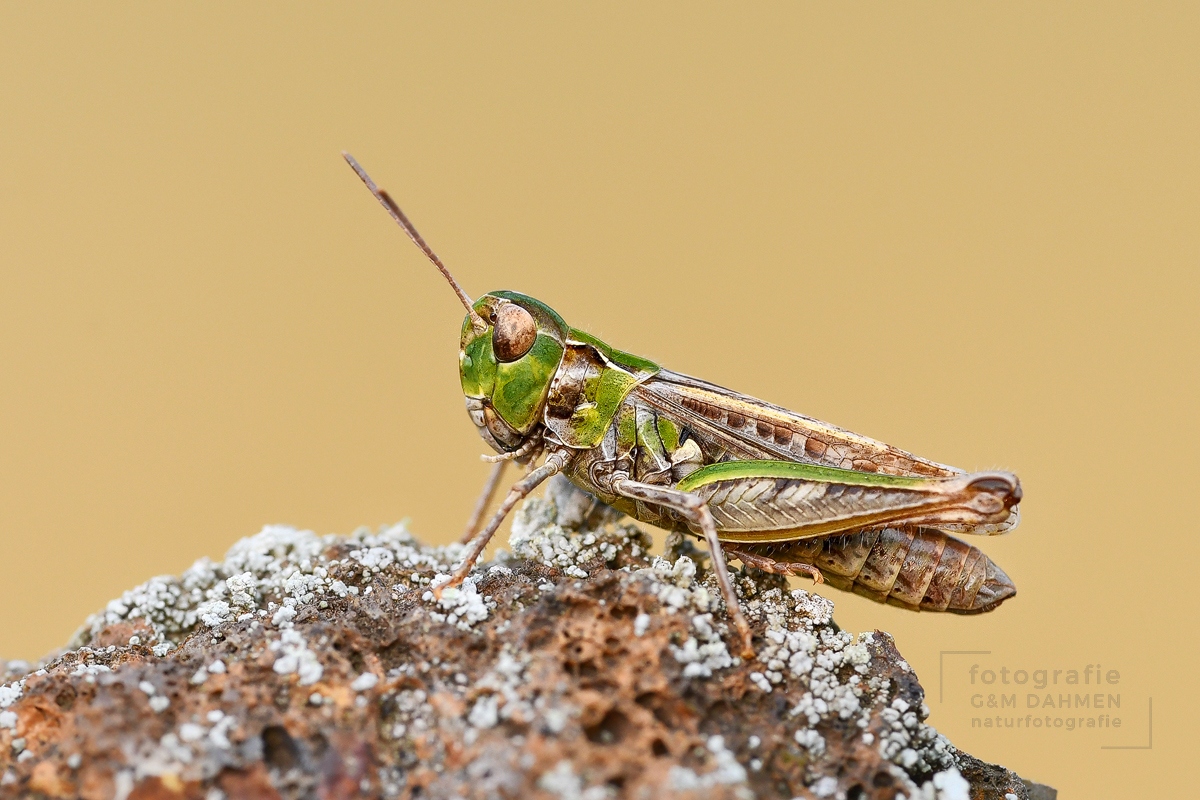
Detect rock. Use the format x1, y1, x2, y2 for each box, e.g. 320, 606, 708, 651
0, 477, 1052, 799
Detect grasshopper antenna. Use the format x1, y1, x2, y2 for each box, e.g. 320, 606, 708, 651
343, 152, 488, 333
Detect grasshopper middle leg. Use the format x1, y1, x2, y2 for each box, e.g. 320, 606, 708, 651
610, 478, 756, 659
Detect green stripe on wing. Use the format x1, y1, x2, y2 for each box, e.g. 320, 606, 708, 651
675, 459, 936, 493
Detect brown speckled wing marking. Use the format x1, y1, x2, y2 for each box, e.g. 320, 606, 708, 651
634, 370, 959, 478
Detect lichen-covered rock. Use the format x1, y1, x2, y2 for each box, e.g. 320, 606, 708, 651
0, 477, 1046, 799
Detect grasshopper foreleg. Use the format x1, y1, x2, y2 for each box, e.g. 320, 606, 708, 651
459, 460, 510, 544
722, 546, 825, 585
438, 449, 570, 596
610, 478, 756, 659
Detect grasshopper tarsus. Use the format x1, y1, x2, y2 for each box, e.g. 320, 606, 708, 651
725, 546, 825, 585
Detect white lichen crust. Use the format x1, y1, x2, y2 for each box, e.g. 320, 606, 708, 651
0, 479, 1030, 800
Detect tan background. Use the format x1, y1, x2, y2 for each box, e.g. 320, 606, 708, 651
1, 3, 1196, 795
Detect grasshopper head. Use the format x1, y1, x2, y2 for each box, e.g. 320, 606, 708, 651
339, 157, 569, 453
459, 291, 568, 453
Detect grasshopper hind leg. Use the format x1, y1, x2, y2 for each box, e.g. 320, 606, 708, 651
610, 478, 756, 659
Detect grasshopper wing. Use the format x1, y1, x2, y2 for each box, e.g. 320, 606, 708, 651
635, 370, 1020, 535
638, 370, 957, 476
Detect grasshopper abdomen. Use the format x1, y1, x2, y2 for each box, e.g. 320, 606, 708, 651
739, 528, 1015, 613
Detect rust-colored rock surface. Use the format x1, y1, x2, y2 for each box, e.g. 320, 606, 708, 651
0, 478, 1052, 799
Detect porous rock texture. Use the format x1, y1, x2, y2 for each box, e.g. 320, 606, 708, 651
0, 477, 1051, 800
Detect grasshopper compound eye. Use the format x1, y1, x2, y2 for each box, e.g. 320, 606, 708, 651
492, 303, 537, 362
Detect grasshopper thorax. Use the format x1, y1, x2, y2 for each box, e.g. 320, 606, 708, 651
459, 291, 569, 453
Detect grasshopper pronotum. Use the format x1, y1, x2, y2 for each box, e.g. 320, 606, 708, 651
345, 155, 1021, 658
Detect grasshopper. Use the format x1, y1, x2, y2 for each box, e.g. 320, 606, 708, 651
345, 154, 1021, 658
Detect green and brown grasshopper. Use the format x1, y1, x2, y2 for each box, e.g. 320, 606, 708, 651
345, 155, 1021, 658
